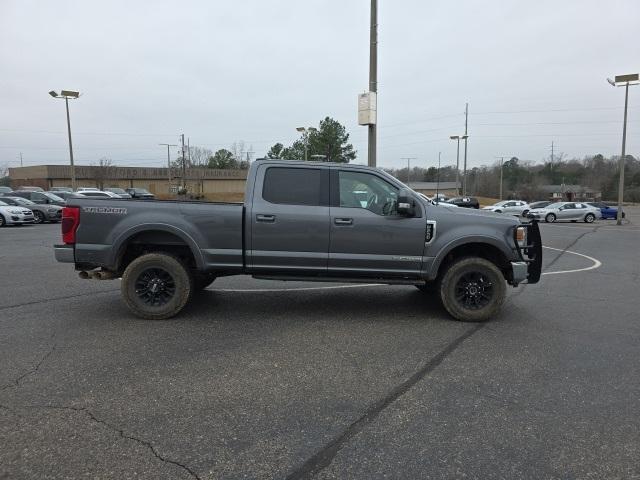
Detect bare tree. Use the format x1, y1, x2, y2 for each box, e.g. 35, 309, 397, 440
0, 162, 10, 187
91, 157, 115, 189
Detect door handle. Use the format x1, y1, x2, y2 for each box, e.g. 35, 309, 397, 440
256, 214, 276, 223
334, 218, 353, 225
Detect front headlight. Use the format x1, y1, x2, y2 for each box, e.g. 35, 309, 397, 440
47, 208, 58, 213
515, 226, 527, 248
9, 209, 22, 214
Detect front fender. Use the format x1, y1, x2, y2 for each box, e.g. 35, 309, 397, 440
426, 234, 514, 280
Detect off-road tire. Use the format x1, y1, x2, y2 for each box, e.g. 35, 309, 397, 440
584, 213, 595, 223
0, 214, 5, 227
439, 257, 506, 322
545, 213, 556, 223
121, 252, 192, 320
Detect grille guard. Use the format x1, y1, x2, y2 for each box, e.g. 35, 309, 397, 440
514, 220, 543, 284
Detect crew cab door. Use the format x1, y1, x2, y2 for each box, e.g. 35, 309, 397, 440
248, 164, 330, 272
328, 168, 426, 278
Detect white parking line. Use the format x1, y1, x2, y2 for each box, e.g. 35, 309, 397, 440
541, 246, 602, 275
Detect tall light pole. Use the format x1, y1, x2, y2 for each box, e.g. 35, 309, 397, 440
607, 73, 639, 225
368, 0, 378, 167
49, 90, 80, 190
436, 152, 442, 201
296, 126, 317, 161
450, 134, 468, 196
159, 143, 177, 192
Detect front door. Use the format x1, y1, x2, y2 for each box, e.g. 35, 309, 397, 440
249, 164, 330, 272
328, 168, 427, 278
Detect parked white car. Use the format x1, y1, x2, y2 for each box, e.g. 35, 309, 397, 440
76, 190, 123, 199
482, 200, 530, 216
527, 202, 601, 223
0, 200, 35, 226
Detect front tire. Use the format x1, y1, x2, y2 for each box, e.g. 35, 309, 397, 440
33, 210, 45, 224
584, 213, 595, 223
545, 213, 556, 223
121, 253, 192, 320
0, 214, 6, 227
439, 257, 506, 322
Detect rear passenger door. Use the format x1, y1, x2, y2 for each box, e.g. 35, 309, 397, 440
249, 165, 330, 272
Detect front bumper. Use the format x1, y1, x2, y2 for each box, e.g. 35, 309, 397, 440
54, 244, 75, 263
6, 212, 35, 224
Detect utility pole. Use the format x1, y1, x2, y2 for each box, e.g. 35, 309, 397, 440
49, 90, 80, 190
462, 102, 469, 195
436, 152, 441, 201
180, 134, 186, 191
368, 0, 378, 167
496, 156, 506, 200
401, 157, 416, 183
159, 143, 177, 193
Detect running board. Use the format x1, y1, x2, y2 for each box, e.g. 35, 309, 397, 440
251, 274, 423, 286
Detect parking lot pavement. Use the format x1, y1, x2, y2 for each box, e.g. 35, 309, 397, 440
1, 210, 639, 479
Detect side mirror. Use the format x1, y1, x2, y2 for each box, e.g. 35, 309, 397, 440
396, 188, 415, 216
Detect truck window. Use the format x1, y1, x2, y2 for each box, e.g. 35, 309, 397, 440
262, 167, 322, 206
338, 170, 398, 216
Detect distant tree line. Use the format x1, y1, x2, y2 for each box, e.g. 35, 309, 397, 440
385, 154, 640, 202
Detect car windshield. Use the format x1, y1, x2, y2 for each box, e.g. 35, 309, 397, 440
492, 201, 509, 207
107, 188, 126, 193
14, 198, 35, 205
0, 200, 8, 206
43, 192, 64, 201
134, 189, 150, 194
545, 202, 565, 209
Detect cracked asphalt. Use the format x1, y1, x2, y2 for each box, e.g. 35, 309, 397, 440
1, 208, 639, 479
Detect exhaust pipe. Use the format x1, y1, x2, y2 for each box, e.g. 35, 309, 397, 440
94, 270, 117, 280
79, 270, 117, 280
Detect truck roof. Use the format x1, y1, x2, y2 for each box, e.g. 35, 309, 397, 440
254, 159, 381, 170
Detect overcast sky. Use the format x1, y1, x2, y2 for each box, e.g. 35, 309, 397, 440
1, 0, 638, 171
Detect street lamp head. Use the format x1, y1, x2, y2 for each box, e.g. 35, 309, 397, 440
449, 135, 459, 140
49, 90, 59, 98
607, 74, 640, 87
296, 127, 306, 132
461, 134, 469, 139
60, 90, 80, 98
607, 78, 616, 87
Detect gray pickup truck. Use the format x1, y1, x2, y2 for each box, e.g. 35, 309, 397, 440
55, 160, 542, 322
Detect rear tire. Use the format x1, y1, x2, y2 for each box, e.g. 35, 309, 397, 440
439, 257, 506, 322
584, 213, 595, 223
121, 253, 192, 320
545, 213, 556, 223
0, 215, 5, 227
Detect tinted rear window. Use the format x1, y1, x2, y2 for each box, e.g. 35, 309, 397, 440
262, 167, 322, 206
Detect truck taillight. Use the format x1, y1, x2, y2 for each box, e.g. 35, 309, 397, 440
61, 207, 80, 244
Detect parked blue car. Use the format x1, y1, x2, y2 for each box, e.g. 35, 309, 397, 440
588, 202, 625, 220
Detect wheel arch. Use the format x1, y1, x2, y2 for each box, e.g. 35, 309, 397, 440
427, 237, 513, 281
112, 223, 204, 273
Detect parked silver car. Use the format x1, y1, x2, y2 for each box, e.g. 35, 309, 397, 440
528, 202, 601, 223
0, 196, 62, 223
0, 200, 35, 226
482, 200, 530, 216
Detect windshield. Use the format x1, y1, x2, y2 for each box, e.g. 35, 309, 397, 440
135, 189, 150, 194
14, 198, 35, 205
107, 188, 126, 193
0, 200, 8, 206
43, 192, 64, 201
492, 201, 508, 207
